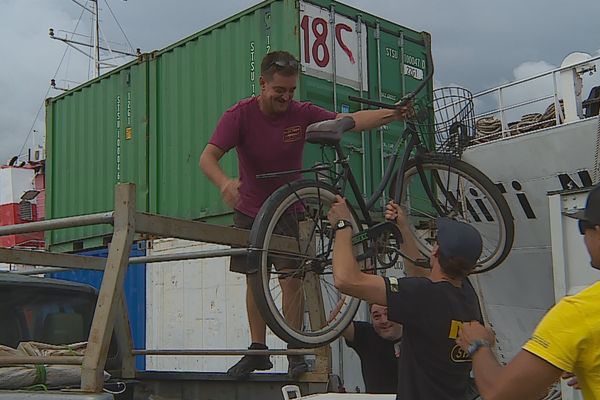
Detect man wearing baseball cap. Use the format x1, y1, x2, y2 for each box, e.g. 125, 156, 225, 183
328, 197, 484, 399
457, 184, 600, 399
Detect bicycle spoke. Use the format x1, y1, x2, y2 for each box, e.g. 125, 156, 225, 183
251, 181, 363, 346
400, 159, 512, 272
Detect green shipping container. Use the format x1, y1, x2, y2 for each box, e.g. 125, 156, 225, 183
45, 0, 432, 251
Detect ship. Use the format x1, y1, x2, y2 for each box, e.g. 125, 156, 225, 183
462, 51, 600, 371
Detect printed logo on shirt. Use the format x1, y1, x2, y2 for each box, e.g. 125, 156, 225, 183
283, 125, 302, 142
448, 320, 463, 339
450, 345, 471, 362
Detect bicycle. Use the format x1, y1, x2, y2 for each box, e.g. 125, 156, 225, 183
246, 34, 514, 348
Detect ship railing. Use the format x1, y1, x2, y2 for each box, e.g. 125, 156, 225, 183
469, 53, 600, 145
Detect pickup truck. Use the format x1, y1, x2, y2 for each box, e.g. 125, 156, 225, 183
0, 272, 128, 399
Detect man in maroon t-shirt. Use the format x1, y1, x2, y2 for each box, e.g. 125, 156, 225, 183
200, 50, 410, 380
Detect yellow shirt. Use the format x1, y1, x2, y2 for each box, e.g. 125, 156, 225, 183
523, 281, 600, 399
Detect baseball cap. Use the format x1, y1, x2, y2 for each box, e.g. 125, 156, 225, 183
437, 217, 483, 265
567, 184, 600, 225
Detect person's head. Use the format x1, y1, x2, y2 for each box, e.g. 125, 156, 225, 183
431, 218, 483, 279
259, 51, 300, 116
568, 184, 600, 269
369, 303, 403, 341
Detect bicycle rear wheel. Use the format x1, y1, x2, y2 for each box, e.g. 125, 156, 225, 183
248, 180, 364, 348
399, 157, 514, 273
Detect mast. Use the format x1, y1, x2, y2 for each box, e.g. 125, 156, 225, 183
93, 0, 100, 78
49, 0, 139, 84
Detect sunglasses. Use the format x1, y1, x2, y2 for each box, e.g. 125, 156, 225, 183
266, 57, 300, 71
578, 219, 598, 235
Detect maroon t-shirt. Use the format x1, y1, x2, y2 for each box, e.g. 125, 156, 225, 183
209, 97, 336, 217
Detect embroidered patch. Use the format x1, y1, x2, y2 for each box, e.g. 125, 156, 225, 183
283, 125, 302, 142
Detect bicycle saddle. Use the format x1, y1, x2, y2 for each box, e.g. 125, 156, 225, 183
306, 116, 356, 145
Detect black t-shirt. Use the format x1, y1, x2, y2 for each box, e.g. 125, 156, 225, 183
345, 321, 400, 394
385, 276, 482, 400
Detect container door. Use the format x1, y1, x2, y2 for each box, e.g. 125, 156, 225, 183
299, 0, 369, 207
366, 27, 432, 210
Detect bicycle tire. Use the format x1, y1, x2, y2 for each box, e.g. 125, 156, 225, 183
248, 180, 364, 347
397, 157, 514, 273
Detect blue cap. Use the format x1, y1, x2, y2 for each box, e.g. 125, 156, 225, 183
437, 218, 483, 265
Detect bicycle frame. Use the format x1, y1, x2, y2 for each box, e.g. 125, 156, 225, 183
327, 121, 426, 227
258, 120, 441, 229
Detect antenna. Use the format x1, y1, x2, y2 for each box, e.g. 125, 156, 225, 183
49, 0, 139, 80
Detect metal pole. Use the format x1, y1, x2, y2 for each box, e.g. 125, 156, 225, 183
129, 248, 248, 264
0, 212, 113, 236
375, 23, 384, 204
329, 5, 337, 111
132, 349, 316, 356
552, 71, 563, 125
93, 0, 100, 77
499, 88, 508, 136
357, 15, 367, 195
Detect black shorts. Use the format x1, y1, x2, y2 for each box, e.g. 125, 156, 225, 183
230, 210, 301, 274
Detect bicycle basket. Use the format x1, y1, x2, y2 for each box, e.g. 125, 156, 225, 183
412, 86, 475, 157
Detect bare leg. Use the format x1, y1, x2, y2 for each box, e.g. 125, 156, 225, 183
280, 273, 308, 378
279, 274, 304, 330
226, 277, 273, 379
246, 276, 267, 344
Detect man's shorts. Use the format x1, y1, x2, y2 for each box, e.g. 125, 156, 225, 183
230, 210, 301, 274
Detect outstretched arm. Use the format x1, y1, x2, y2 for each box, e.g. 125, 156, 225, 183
338, 103, 413, 132
327, 196, 387, 305
385, 200, 430, 278
457, 322, 562, 400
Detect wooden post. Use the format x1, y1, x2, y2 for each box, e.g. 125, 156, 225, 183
81, 184, 136, 392
299, 221, 331, 382
114, 293, 136, 378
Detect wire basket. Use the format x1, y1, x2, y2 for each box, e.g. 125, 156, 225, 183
412, 86, 475, 157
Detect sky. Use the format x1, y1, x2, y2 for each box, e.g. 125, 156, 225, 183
1, 0, 599, 164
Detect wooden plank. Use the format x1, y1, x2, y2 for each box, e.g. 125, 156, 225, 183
0, 248, 105, 270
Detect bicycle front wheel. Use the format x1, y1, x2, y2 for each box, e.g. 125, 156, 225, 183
399, 157, 514, 273
248, 180, 364, 348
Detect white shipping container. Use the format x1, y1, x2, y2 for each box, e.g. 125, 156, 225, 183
145, 237, 380, 391
146, 238, 287, 372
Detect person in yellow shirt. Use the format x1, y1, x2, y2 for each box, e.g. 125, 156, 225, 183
456, 183, 600, 399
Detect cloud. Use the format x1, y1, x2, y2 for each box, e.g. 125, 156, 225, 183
0, 0, 89, 163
